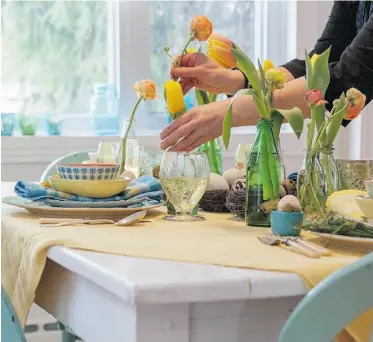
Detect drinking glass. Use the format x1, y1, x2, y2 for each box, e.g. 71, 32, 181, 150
235, 144, 252, 170
160, 151, 210, 221
97, 142, 120, 164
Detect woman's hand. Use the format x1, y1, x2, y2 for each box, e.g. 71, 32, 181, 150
171, 52, 245, 95
160, 100, 229, 152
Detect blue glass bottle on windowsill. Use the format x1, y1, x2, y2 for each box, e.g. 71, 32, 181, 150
1, 113, 15, 136
90, 83, 120, 136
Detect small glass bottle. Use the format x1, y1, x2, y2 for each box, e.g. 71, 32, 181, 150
318, 146, 339, 196
119, 118, 140, 177
90, 83, 120, 136
297, 149, 326, 219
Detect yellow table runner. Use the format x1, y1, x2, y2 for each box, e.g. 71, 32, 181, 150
2, 203, 372, 341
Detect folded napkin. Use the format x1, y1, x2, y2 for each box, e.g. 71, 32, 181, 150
14, 176, 163, 204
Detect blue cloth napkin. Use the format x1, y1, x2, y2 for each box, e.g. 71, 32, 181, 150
14, 176, 163, 203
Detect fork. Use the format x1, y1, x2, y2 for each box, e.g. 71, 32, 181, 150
257, 235, 321, 258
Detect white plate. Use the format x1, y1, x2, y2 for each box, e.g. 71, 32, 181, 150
311, 232, 373, 250
2, 196, 161, 219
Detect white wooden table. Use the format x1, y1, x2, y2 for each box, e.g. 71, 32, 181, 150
34, 245, 308, 342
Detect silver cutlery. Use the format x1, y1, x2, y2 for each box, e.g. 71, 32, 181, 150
39, 210, 148, 227
257, 234, 321, 258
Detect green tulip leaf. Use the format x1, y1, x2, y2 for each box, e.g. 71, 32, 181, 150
222, 89, 254, 149
208, 93, 217, 103
325, 93, 348, 145
195, 88, 209, 105
275, 107, 304, 139
271, 110, 284, 144
310, 47, 331, 95
231, 47, 260, 95
257, 59, 266, 93
305, 50, 313, 91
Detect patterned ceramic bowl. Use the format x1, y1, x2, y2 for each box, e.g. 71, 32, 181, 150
56, 163, 120, 181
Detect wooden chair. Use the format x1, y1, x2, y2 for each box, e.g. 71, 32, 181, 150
40, 151, 93, 182
277, 253, 373, 342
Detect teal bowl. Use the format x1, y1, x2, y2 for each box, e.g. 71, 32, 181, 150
270, 211, 304, 236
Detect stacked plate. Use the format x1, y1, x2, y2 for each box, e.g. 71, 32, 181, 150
51, 163, 130, 198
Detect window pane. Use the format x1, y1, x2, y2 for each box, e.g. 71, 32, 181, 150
1, 1, 108, 116
149, 1, 255, 114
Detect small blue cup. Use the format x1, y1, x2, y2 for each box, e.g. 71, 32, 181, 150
270, 211, 304, 236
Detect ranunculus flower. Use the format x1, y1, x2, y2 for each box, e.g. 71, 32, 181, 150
263, 60, 275, 74
310, 53, 319, 66
134, 80, 157, 100
207, 32, 236, 69
305, 89, 328, 106
265, 68, 286, 89
345, 88, 366, 120
165, 80, 186, 119
189, 16, 213, 41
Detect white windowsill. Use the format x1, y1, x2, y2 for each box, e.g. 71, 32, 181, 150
2, 130, 305, 165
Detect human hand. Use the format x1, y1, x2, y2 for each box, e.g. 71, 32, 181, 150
160, 100, 229, 152
171, 52, 245, 95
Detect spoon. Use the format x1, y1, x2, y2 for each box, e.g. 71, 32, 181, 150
39, 210, 148, 227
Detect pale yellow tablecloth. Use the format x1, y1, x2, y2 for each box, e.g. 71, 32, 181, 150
2, 202, 372, 341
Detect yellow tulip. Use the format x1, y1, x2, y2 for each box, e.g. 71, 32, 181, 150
265, 68, 286, 89
310, 53, 319, 67
165, 80, 186, 119
207, 32, 236, 69
189, 16, 213, 41
133, 79, 158, 100
263, 60, 275, 74
186, 48, 196, 54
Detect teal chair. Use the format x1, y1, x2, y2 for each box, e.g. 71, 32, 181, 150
2, 286, 26, 342
2, 286, 80, 341
40, 151, 93, 182
277, 253, 373, 342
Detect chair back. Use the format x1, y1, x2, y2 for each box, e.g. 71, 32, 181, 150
1, 286, 26, 342
277, 253, 373, 342
40, 151, 93, 182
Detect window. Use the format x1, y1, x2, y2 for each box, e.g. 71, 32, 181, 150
1, 1, 108, 117
1, 0, 294, 137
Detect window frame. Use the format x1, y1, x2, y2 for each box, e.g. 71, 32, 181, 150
2, 0, 306, 168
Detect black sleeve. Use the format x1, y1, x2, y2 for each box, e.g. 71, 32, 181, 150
326, 14, 373, 126
281, 1, 358, 79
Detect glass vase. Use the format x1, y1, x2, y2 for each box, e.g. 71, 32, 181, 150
119, 118, 140, 176
297, 149, 326, 219
319, 146, 339, 196
198, 138, 223, 175
19, 115, 38, 136
1, 113, 15, 136
46, 114, 63, 136
245, 119, 282, 227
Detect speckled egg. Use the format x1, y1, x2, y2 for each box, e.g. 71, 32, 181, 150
223, 168, 246, 187
207, 173, 229, 191
278, 195, 301, 212
232, 178, 246, 193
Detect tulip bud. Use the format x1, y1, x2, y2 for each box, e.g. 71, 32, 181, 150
207, 32, 236, 69
310, 53, 319, 67
265, 68, 286, 89
189, 16, 213, 41
263, 60, 275, 74
345, 88, 366, 120
164, 80, 186, 119
134, 80, 158, 100
305, 89, 328, 107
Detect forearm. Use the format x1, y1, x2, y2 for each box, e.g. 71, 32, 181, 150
230, 77, 310, 127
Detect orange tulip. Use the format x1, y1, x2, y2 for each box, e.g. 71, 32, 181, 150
305, 89, 328, 106
189, 16, 213, 41
134, 80, 157, 100
345, 88, 366, 120
207, 32, 236, 69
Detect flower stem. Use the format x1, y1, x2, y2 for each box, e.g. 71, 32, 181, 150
119, 97, 143, 174
177, 35, 194, 67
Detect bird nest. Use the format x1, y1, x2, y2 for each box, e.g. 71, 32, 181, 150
225, 189, 246, 218
199, 190, 230, 212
